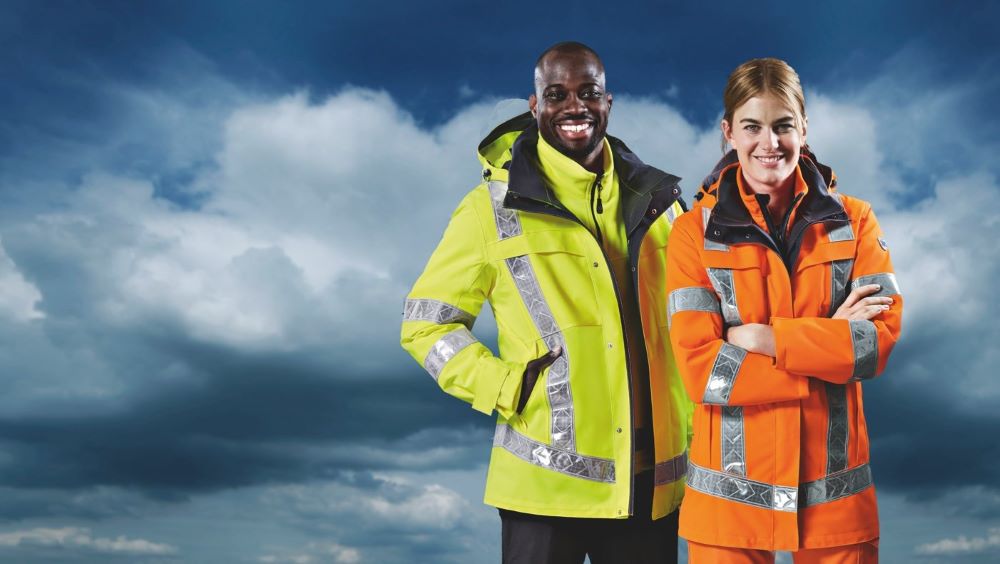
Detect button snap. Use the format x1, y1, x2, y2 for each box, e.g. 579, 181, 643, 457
607, 343, 613, 349
714, 229, 721, 236
649, 208, 657, 216
745, 233, 751, 239
616, 427, 623, 433
593, 261, 599, 268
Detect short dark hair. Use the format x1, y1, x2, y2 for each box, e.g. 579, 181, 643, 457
534, 41, 603, 71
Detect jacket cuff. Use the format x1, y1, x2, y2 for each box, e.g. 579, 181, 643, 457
473, 361, 523, 417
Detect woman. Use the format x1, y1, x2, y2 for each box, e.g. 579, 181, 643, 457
665, 58, 901, 562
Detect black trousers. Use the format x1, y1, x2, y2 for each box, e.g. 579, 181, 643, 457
499, 471, 678, 564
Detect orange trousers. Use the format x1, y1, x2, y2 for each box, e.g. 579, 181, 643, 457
687, 539, 878, 563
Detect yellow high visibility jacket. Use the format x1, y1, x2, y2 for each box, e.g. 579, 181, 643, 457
401, 113, 692, 518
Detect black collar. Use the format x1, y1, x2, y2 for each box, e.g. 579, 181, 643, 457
504, 120, 682, 236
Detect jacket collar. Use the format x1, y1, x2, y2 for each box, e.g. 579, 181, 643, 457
706, 152, 847, 242
505, 120, 682, 235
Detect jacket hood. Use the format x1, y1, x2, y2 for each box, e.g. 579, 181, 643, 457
693, 148, 838, 207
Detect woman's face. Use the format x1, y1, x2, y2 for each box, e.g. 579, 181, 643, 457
722, 93, 806, 195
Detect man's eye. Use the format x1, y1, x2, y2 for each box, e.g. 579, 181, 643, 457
544, 91, 565, 101
582, 90, 603, 99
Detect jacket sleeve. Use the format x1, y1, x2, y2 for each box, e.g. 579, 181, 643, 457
772, 205, 902, 383
400, 193, 525, 419
666, 215, 809, 406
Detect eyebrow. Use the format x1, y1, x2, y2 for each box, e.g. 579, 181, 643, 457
740, 116, 795, 124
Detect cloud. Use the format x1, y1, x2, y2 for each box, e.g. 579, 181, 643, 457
0, 241, 43, 322
0, 527, 176, 556
916, 528, 1000, 556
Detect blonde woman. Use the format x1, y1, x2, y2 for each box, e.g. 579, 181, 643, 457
666, 58, 901, 562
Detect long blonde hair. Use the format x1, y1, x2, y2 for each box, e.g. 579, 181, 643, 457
722, 58, 807, 152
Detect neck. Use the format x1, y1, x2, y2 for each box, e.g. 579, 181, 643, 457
575, 144, 606, 174
746, 173, 795, 219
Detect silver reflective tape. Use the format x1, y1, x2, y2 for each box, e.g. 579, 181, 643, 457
488, 181, 522, 240
654, 451, 688, 486
801, 463, 873, 507
687, 461, 798, 512
825, 383, 849, 474
505, 255, 574, 450
827, 222, 854, 242
849, 320, 878, 381
851, 272, 901, 298
721, 406, 746, 476
828, 259, 855, 317
665, 202, 680, 225
493, 424, 615, 483
403, 298, 475, 329
702, 343, 747, 405
423, 328, 478, 381
667, 287, 721, 329
707, 268, 742, 327
702, 207, 730, 251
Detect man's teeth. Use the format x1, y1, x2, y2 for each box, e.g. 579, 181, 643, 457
756, 155, 783, 163
559, 124, 590, 133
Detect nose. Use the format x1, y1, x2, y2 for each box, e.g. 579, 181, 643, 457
563, 92, 586, 113
762, 128, 779, 150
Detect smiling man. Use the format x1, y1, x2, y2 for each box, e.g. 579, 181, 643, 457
401, 42, 691, 563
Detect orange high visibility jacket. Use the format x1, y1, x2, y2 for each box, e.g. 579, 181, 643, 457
665, 151, 902, 550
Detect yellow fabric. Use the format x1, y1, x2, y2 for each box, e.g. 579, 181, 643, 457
536, 135, 652, 471
401, 120, 691, 519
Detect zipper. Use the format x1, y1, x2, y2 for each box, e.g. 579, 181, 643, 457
589, 174, 605, 246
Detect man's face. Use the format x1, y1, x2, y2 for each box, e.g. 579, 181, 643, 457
529, 52, 611, 167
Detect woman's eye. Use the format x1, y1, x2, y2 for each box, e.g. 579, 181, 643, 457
745, 125, 761, 133
775, 124, 794, 133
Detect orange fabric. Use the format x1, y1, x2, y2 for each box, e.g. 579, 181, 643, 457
687, 539, 879, 563
667, 159, 902, 550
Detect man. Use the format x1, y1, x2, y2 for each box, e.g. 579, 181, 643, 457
401, 42, 691, 563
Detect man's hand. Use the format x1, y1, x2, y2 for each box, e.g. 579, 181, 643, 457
517, 346, 563, 414
726, 324, 775, 356
832, 284, 893, 321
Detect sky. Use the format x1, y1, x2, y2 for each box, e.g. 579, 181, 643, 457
0, 0, 998, 562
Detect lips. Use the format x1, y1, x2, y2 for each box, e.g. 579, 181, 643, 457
753, 154, 785, 168
555, 120, 594, 141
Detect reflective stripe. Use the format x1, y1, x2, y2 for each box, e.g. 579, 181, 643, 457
403, 298, 475, 329
851, 272, 901, 298
488, 181, 522, 240
707, 268, 742, 327
825, 383, 849, 474
721, 406, 746, 476
801, 463, 873, 507
703, 343, 747, 405
702, 207, 730, 251
664, 202, 680, 225
667, 287, 721, 329
654, 451, 688, 486
849, 320, 878, 381
687, 461, 798, 512
828, 259, 855, 317
493, 424, 615, 483
505, 255, 575, 450
827, 222, 854, 242
688, 461, 873, 511
423, 328, 477, 381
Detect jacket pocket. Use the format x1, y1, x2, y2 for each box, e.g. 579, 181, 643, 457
489, 230, 602, 329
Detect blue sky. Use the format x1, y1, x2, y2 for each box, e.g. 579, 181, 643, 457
0, 1, 998, 562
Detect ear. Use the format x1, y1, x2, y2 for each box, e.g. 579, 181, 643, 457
801, 115, 808, 144
720, 119, 734, 144
607, 92, 613, 108
528, 94, 538, 118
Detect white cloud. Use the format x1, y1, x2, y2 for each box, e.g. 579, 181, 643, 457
259, 541, 361, 564
0, 526, 176, 555
0, 240, 43, 322
916, 528, 1000, 556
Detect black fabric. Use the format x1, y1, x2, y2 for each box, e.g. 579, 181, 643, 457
499, 510, 678, 564
499, 472, 678, 564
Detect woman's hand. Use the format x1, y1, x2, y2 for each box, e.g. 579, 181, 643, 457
726, 324, 775, 356
832, 284, 893, 321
